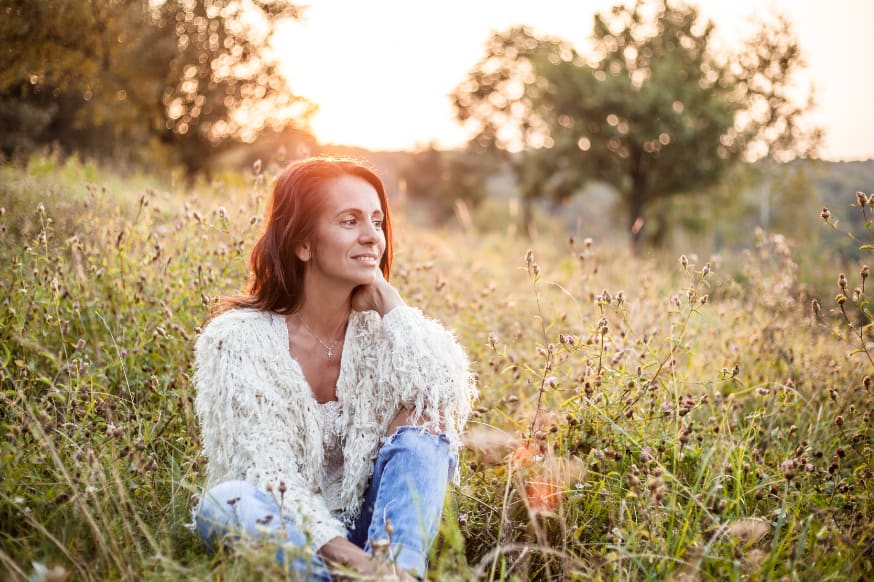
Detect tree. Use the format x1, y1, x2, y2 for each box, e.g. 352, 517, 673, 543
0, 0, 314, 173
451, 0, 821, 248
400, 143, 491, 224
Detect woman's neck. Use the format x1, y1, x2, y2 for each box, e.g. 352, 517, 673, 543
296, 279, 352, 338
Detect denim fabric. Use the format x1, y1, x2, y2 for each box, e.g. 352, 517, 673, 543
195, 426, 455, 580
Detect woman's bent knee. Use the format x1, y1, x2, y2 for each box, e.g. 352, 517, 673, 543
385, 408, 445, 437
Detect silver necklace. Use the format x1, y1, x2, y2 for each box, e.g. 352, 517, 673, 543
297, 314, 345, 359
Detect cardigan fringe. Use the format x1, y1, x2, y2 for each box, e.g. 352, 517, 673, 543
193, 306, 476, 551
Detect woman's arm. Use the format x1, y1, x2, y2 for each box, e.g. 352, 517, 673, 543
351, 271, 476, 438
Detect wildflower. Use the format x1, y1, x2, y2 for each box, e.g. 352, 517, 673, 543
835, 415, 844, 427
780, 459, 797, 480
584, 237, 593, 248
598, 317, 608, 335
856, 191, 868, 207
811, 299, 821, 316
253, 159, 263, 174
838, 273, 848, 292
700, 294, 709, 305
836, 293, 847, 306
679, 254, 688, 269
820, 207, 831, 221
702, 263, 711, 277
488, 332, 498, 350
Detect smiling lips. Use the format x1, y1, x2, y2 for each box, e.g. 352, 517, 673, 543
352, 253, 379, 265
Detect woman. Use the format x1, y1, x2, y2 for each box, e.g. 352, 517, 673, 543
193, 157, 475, 580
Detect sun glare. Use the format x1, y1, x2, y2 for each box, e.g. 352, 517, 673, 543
272, 0, 873, 159
273, 7, 471, 151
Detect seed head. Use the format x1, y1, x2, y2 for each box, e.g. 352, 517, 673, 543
857, 191, 868, 207
835, 415, 844, 427
820, 207, 831, 221
838, 273, 848, 292
278, 481, 287, 495
780, 459, 797, 480
836, 293, 847, 306
680, 255, 688, 269
862, 265, 870, 281
488, 332, 498, 350
253, 159, 263, 174
702, 263, 711, 277
811, 299, 821, 316
525, 250, 534, 265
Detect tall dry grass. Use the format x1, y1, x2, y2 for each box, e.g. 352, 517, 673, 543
1, 156, 871, 580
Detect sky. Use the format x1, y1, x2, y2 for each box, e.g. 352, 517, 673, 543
273, 0, 874, 161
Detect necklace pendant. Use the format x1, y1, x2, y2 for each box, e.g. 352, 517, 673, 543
327, 348, 334, 359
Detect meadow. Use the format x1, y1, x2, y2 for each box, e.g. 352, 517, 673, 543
1, 155, 872, 581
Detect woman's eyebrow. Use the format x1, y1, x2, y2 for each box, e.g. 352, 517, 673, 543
333, 207, 384, 217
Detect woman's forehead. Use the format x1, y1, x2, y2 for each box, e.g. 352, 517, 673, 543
322, 174, 382, 212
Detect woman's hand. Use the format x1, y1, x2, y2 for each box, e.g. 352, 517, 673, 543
318, 537, 416, 581
350, 269, 404, 316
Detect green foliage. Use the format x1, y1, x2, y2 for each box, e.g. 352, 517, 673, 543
0, 0, 314, 174
400, 144, 493, 224
452, 0, 821, 248
1, 157, 872, 580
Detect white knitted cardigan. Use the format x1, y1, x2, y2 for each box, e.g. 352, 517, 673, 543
193, 305, 476, 551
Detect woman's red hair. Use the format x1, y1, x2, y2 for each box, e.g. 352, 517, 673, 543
218, 156, 393, 315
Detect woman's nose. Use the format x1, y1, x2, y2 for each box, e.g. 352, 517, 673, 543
359, 221, 379, 242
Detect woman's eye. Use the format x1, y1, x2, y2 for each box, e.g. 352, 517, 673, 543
372, 220, 383, 229
342, 218, 357, 226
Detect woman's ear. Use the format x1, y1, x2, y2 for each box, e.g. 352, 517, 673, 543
295, 243, 313, 263
296, 242, 312, 262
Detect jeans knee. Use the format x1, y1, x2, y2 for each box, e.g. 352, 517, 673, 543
201, 480, 256, 508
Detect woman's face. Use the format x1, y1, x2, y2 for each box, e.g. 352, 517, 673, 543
298, 174, 386, 290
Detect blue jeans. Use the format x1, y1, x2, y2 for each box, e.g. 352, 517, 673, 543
195, 426, 456, 580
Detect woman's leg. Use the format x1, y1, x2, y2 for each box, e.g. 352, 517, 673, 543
348, 413, 457, 578
196, 480, 330, 580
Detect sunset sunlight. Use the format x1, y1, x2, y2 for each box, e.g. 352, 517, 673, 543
273, 0, 873, 160
5, 0, 874, 579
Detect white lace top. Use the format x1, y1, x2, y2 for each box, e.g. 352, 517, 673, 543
317, 400, 346, 513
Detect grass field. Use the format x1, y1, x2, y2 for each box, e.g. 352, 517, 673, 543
1, 156, 872, 580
